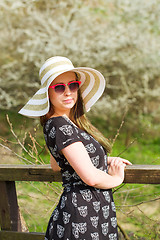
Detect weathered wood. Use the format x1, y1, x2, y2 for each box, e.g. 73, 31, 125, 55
0, 182, 11, 230
0, 231, 44, 240
0, 164, 62, 182
124, 165, 160, 184
0, 181, 22, 231
0, 164, 160, 184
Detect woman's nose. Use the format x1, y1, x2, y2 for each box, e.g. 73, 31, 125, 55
64, 85, 71, 95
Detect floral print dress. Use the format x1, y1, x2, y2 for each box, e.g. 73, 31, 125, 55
43, 116, 118, 240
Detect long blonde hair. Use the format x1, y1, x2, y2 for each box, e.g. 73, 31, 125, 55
40, 90, 112, 153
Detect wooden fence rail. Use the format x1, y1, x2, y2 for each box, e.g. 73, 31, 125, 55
0, 164, 160, 240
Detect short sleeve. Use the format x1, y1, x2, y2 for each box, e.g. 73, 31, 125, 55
44, 116, 81, 153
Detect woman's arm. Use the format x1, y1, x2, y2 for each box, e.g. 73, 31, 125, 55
62, 142, 126, 189
50, 155, 61, 171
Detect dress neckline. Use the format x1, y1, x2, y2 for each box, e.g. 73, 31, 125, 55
49, 115, 78, 128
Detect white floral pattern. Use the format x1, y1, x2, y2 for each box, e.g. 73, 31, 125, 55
104, 154, 108, 166
45, 118, 52, 131
102, 205, 110, 219
72, 192, 77, 207
57, 225, 65, 238
85, 143, 96, 154
109, 233, 118, 240
62, 170, 72, 181
81, 132, 90, 140
91, 232, 99, 240
80, 189, 93, 202
111, 202, 116, 212
101, 222, 109, 236
59, 125, 73, 136
103, 191, 111, 202
90, 216, 99, 228
49, 145, 60, 158
91, 155, 100, 167
51, 207, 59, 221
49, 126, 56, 138
72, 222, 87, 238
93, 201, 101, 213
63, 212, 71, 224
60, 196, 67, 209
111, 217, 117, 228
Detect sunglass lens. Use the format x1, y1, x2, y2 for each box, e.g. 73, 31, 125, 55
54, 85, 65, 94
69, 82, 80, 92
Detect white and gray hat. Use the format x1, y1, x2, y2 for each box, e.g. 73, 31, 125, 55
19, 56, 106, 118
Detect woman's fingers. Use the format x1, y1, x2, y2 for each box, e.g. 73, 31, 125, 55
116, 158, 132, 166
110, 157, 132, 165
120, 158, 132, 165
109, 158, 125, 169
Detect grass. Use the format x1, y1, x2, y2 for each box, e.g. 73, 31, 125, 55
112, 138, 160, 165
16, 181, 63, 232
0, 110, 160, 239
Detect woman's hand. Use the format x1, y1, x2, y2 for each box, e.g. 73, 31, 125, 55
50, 155, 61, 171
107, 157, 132, 184
108, 158, 126, 182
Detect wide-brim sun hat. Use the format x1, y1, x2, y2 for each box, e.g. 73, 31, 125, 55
19, 56, 106, 118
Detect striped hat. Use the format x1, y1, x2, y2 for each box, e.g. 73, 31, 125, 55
19, 56, 106, 117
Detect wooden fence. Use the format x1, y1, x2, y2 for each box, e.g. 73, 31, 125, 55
0, 164, 160, 240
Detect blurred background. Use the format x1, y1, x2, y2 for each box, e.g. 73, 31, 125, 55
0, 0, 160, 239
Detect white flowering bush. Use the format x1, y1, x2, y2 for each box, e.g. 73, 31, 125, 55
0, 0, 160, 131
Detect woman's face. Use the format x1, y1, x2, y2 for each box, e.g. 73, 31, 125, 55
48, 71, 78, 117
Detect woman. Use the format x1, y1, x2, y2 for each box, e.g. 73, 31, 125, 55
19, 56, 131, 240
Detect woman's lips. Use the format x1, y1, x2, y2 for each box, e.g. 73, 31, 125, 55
63, 99, 73, 104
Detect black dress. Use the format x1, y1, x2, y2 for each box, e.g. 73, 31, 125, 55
44, 116, 118, 240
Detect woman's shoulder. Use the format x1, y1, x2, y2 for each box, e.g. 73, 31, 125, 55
44, 115, 77, 132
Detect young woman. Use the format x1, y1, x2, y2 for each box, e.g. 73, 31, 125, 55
19, 56, 131, 240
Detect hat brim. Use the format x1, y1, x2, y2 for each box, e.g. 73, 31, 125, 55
18, 67, 105, 118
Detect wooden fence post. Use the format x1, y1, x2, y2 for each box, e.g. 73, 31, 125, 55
0, 181, 22, 231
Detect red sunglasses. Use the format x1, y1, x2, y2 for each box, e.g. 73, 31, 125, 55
49, 81, 81, 94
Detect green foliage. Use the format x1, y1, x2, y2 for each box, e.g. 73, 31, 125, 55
112, 138, 160, 165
